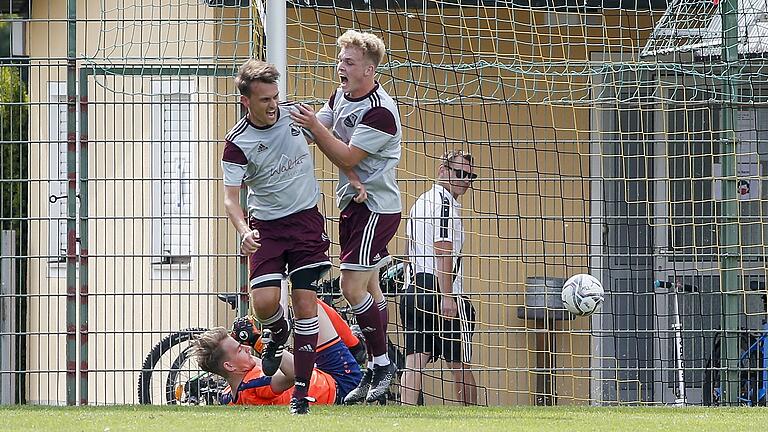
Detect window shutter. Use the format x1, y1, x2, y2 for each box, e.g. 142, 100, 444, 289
56, 104, 68, 259
160, 94, 192, 258
48, 86, 72, 264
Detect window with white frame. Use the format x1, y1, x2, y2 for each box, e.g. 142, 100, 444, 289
48, 82, 76, 269
152, 81, 195, 270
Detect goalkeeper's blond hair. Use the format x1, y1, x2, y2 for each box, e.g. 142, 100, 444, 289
188, 327, 230, 377
337, 30, 386, 67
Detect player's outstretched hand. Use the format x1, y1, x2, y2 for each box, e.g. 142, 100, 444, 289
232, 316, 263, 353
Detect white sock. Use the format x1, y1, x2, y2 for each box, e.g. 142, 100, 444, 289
373, 354, 390, 367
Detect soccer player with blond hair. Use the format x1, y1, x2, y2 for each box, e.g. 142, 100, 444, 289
291, 29, 402, 404
190, 300, 362, 409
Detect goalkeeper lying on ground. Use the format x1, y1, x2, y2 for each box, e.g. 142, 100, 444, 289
190, 300, 364, 406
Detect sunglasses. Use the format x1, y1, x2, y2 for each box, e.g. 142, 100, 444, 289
451, 168, 478, 181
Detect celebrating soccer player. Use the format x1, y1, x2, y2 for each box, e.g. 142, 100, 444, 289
221, 59, 331, 414
291, 30, 402, 404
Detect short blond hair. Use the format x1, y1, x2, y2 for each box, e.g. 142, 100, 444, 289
337, 30, 386, 67
441, 150, 474, 167
235, 59, 280, 97
188, 327, 230, 377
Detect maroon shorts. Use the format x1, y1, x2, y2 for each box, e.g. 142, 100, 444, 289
339, 201, 401, 271
248, 206, 331, 288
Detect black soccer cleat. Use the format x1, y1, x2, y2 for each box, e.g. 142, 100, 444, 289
343, 368, 373, 405
260, 329, 285, 377
365, 362, 397, 403
289, 396, 315, 415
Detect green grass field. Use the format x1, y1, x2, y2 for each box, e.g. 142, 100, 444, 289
3, 405, 768, 432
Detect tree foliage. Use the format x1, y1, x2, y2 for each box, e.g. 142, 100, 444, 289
1, 15, 28, 232
1, 14, 29, 405
0, 64, 28, 234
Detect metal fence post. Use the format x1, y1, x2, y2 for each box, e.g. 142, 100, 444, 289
65, 0, 79, 406
79, 67, 90, 406
719, 0, 742, 406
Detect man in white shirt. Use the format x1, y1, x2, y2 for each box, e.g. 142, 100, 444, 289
400, 150, 478, 406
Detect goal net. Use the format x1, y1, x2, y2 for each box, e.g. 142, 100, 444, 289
17, 0, 768, 406
641, 0, 768, 57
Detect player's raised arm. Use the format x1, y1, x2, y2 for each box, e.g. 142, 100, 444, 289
291, 103, 369, 170
292, 103, 367, 202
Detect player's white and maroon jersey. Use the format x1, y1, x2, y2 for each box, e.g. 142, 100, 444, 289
221, 105, 320, 221
406, 184, 465, 294
316, 83, 402, 214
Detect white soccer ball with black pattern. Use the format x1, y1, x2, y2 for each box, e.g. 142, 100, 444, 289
561, 274, 604, 316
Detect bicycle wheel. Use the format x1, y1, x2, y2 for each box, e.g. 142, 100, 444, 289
165, 346, 227, 405
137, 328, 208, 405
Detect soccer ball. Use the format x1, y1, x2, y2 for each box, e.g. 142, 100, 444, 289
561, 274, 604, 316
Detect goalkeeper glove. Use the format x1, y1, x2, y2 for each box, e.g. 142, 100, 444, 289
231, 316, 263, 353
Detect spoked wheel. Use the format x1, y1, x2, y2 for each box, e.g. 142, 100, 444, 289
138, 328, 225, 405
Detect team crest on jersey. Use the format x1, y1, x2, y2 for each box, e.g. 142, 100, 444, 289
290, 123, 301, 137
343, 113, 358, 128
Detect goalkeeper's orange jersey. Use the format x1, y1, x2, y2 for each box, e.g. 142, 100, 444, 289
220, 364, 337, 405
